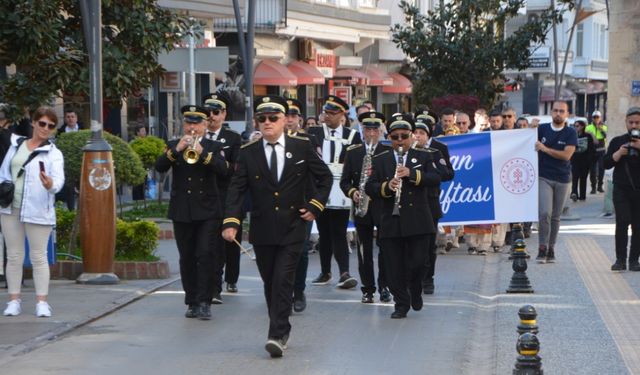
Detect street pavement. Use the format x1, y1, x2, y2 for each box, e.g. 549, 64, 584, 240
0, 192, 638, 374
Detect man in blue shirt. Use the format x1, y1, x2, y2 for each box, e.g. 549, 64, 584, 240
535, 101, 577, 263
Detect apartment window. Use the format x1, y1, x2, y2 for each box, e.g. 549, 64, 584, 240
576, 23, 583, 57
600, 24, 608, 59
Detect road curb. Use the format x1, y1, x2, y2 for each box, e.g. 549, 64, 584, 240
0, 275, 180, 366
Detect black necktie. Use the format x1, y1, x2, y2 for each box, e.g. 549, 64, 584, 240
208, 132, 216, 140
269, 143, 278, 182
330, 130, 336, 162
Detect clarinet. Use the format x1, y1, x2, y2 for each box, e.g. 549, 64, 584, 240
355, 141, 374, 217
392, 146, 404, 216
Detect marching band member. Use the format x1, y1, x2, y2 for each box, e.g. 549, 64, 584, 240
365, 114, 442, 319
155, 106, 228, 320
307, 96, 362, 289
202, 92, 242, 301
222, 96, 332, 358
414, 112, 454, 294
340, 111, 392, 304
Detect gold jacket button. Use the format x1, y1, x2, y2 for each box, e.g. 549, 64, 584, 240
275, 206, 279, 211
274, 192, 279, 197
255, 176, 260, 179
187, 190, 191, 194
188, 177, 192, 181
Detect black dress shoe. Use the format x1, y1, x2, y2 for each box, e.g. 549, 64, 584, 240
293, 292, 307, 313
380, 287, 392, 303
423, 283, 434, 295
390, 310, 407, 319
410, 288, 423, 311
197, 302, 211, 320
185, 304, 198, 318
630, 262, 640, 272
211, 292, 223, 305
226, 283, 238, 293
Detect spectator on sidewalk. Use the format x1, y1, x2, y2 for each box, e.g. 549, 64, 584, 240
55, 109, 84, 210
1, 106, 65, 317
603, 106, 640, 271
570, 119, 596, 202
535, 101, 577, 264
586, 110, 607, 194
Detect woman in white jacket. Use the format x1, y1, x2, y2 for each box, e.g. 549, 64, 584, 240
0, 106, 64, 317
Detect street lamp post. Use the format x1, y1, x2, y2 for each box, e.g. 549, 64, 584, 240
76, 0, 119, 285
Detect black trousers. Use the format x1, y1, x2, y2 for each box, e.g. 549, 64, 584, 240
355, 222, 386, 294
254, 242, 303, 339
381, 234, 431, 313
213, 221, 242, 292
590, 150, 605, 189
613, 185, 640, 263
173, 219, 220, 305
294, 220, 314, 294
571, 161, 590, 200
316, 208, 350, 275
423, 218, 440, 284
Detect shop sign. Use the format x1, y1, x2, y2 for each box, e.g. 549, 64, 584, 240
160, 72, 182, 92
314, 49, 336, 78
331, 86, 352, 107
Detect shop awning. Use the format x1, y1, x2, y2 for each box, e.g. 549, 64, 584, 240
333, 69, 369, 86
287, 61, 325, 85
254, 59, 298, 86
382, 73, 412, 94
539, 86, 576, 102
361, 65, 393, 86
567, 81, 607, 95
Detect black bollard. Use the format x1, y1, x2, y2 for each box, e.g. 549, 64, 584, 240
517, 305, 539, 335
513, 332, 543, 375
510, 227, 530, 260
507, 241, 534, 293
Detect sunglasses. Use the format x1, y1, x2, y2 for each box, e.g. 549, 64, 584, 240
210, 109, 222, 116
389, 133, 411, 141
502, 114, 514, 118
456, 121, 468, 125
37, 120, 56, 130
256, 114, 282, 123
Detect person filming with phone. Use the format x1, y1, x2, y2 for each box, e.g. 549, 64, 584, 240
604, 107, 640, 272
0, 106, 65, 317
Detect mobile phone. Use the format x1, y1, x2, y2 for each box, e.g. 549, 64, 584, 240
39, 161, 45, 173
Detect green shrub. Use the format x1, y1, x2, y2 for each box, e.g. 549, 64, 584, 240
121, 202, 169, 221
130, 136, 166, 169
55, 205, 79, 255
115, 219, 160, 261
56, 130, 146, 187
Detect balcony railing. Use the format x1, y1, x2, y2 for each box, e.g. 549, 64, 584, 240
301, 0, 378, 9
213, 0, 286, 32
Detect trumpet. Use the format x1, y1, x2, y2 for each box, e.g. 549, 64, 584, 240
183, 130, 201, 164
392, 146, 404, 216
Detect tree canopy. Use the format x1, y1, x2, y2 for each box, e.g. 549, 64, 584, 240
0, 0, 197, 116
392, 0, 573, 109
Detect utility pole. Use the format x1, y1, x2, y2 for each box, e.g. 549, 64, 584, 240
232, 0, 256, 133
77, 0, 119, 285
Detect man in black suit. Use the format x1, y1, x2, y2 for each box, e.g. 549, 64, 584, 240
307, 95, 362, 289
56, 108, 85, 210
340, 111, 392, 304
155, 105, 229, 320
222, 96, 332, 358
365, 114, 443, 319
202, 92, 242, 302
414, 112, 455, 294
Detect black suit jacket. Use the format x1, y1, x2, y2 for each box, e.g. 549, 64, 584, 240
307, 124, 362, 163
365, 147, 442, 239
155, 138, 229, 222
425, 139, 455, 220
340, 143, 391, 226
223, 134, 332, 246
212, 126, 242, 195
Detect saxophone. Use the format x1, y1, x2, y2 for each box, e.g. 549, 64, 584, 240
355, 142, 375, 217
392, 146, 404, 216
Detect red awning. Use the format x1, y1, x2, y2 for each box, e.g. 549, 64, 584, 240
539, 86, 576, 102
287, 61, 325, 85
333, 69, 369, 86
254, 59, 298, 86
361, 66, 393, 86
382, 73, 412, 94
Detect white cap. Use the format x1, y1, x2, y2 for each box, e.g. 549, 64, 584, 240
592, 110, 602, 117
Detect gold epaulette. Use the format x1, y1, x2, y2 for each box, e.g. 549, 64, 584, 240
241, 139, 260, 149
373, 150, 390, 158
347, 144, 363, 151
288, 134, 310, 141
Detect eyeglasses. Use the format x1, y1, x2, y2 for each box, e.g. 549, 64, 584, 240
389, 133, 411, 141
256, 114, 282, 123
456, 121, 469, 125
502, 114, 514, 119
37, 120, 56, 130
324, 110, 341, 116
